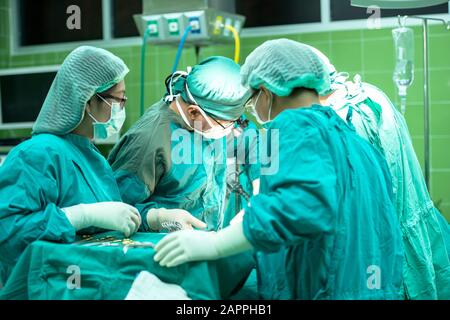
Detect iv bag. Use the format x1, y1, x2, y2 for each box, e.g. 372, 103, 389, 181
392, 26, 415, 114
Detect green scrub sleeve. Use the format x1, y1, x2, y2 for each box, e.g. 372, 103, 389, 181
243, 121, 338, 252
0, 146, 76, 266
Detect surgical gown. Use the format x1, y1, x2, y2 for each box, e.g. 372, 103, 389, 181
0, 134, 122, 285
243, 105, 404, 300
330, 82, 450, 299
108, 100, 229, 231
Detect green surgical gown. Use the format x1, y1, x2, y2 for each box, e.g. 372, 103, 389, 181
0, 133, 122, 285
331, 83, 450, 299
108, 100, 229, 231
243, 105, 404, 300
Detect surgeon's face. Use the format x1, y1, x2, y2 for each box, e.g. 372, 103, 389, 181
246, 87, 273, 124
87, 80, 126, 122
182, 102, 233, 132
185, 104, 212, 130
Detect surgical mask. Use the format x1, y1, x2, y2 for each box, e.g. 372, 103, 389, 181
249, 90, 273, 125
175, 96, 233, 140
88, 95, 126, 140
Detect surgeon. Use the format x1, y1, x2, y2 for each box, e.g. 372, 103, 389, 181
108, 56, 251, 232
153, 39, 405, 300
309, 45, 450, 299
0, 46, 141, 285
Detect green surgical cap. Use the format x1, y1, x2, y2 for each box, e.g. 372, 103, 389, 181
241, 39, 331, 96
33, 46, 129, 135
171, 56, 251, 121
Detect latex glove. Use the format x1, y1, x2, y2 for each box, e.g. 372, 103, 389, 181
146, 208, 207, 232
230, 209, 245, 226
62, 202, 141, 237
154, 222, 253, 267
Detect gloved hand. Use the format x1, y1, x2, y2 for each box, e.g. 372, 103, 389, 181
146, 208, 207, 232
154, 222, 253, 267
62, 202, 141, 237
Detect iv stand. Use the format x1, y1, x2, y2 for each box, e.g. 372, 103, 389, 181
399, 15, 450, 191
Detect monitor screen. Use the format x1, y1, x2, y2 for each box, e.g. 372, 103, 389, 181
0, 72, 56, 125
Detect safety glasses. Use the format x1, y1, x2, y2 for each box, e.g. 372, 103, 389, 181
97, 93, 128, 109
201, 109, 235, 130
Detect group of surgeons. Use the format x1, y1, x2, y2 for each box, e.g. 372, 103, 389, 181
0, 38, 449, 300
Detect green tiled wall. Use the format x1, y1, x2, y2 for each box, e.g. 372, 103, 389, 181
0, 0, 449, 219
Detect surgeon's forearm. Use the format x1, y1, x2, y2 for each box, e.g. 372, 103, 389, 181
136, 202, 159, 231
62, 204, 91, 230
146, 208, 161, 231
214, 221, 254, 258
0, 205, 76, 265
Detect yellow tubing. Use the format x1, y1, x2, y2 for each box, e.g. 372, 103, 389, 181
225, 25, 240, 64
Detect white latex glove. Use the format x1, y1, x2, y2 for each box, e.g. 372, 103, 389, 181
154, 222, 253, 267
146, 208, 207, 232
62, 202, 141, 237
230, 209, 245, 226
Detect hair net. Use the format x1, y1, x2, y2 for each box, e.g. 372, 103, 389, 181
306, 45, 337, 76
305, 44, 349, 94
166, 56, 251, 121
241, 39, 331, 96
33, 46, 129, 135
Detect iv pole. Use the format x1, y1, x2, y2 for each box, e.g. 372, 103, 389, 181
399, 15, 450, 191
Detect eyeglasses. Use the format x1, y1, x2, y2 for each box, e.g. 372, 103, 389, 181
97, 94, 128, 109
201, 109, 235, 130
176, 94, 235, 130
180, 97, 235, 130
210, 116, 234, 129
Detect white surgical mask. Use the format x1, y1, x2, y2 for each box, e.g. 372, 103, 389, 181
249, 90, 273, 125
175, 96, 233, 140
88, 95, 126, 140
